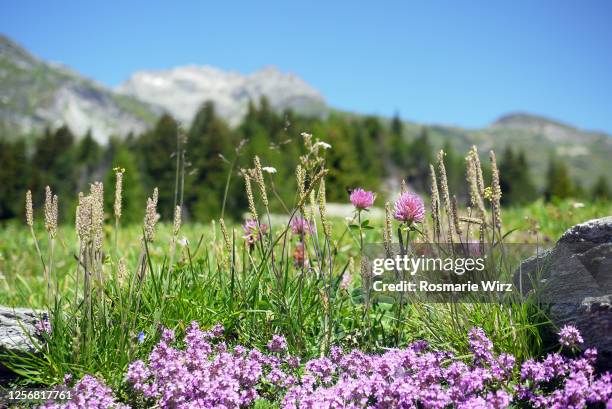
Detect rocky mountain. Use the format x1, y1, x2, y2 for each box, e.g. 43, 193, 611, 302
0, 35, 159, 143
116, 65, 327, 126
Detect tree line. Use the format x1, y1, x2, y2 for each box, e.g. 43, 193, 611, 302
0, 98, 609, 222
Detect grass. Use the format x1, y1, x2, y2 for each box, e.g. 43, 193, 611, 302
0, 138, 609, 407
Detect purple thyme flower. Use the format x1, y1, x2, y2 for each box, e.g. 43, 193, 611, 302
267, 335, 288, 354
559, 324, 584, 348
349, 188, 375, 210
39, 375, 128, 409
468, 327, 494, 365
160, 327, 175, 343
35, 317, 52, 336
393, 191, 425, 224
290, 217, 313, 235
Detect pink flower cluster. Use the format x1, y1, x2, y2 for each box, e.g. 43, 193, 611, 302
394, 191, 425, 224
41, 324, 611, 409
290, 217, 313, 235
349, 188, 375, 210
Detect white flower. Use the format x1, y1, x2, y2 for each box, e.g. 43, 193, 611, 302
262, 166, 277, 174
178, 237, 189, 247
572, 202, 585, 209
314, 141, 332, 150
300, 132, 312, 138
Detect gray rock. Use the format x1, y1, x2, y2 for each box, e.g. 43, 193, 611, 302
515, 216, 612, 369
0, 306, 45, 384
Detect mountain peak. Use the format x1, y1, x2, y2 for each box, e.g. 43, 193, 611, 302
1, 34, 158, 143
117, 64, 327, 126
491, 112, 573, 131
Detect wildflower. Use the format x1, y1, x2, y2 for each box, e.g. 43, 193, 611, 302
262, 166, 277, 174
63, 373, 73, 385
293, 241, 305, 267
242, 219, 268, 246
349, 188, 375, 210
267, 334, 288, 353
35, 315, 52, 335
340, 271, 352, 290
290, 216, 312, 235
137, 331, 145, 344
393, 191, 425, 224
559, 325, 584, 348
39, 375, 128, 409
161, 327, 175, 343
468, 327, 494, 365
178, 236, 189, 247
313, 141, 332, 150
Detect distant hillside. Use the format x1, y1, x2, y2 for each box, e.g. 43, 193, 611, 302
0, 35, 159, 143
399, 113, 612, 188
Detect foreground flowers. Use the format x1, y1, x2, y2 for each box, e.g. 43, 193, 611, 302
41, 324, 611, 408
394, 191, 425, 224
349, 188, 375, 210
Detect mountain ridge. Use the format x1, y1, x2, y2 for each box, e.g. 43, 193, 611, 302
0, 34, 159, 143
116, 64, 328, 126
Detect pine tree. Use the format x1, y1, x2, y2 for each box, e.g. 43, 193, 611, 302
31, 126, 77, 218
0, 139, 29, 220
592, 175, 610, 200
186, 101, 237, 220
389, 113, 409, 167
545, 156, 574, 201
103, 144, 146, 224
405, 127, 433, 193
135, 114, 179, 219
499, 147, 538, 205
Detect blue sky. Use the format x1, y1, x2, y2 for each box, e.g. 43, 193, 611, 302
3, 0, 612, 133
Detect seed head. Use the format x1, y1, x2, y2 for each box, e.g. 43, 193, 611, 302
114, 169, 124, 220
318, 179, 332, 239
490, 150, 502, 229
173, 205, 182, 236
429, 164, 441, 239
452, 195, 462, 236
383, 201, 393, 255
44, 186, 58, 238
90, 182, 104, 252
25, 190, 33, 227
219, 218, 231, 254
296, 165, 306, 215
253, 156, 269, 208
76, 192, 93, 243
143, 187, 159, 242
244, 173, 258, 220
118, 258, 128, 282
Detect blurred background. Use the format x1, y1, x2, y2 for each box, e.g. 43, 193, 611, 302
1, 0, 611, 222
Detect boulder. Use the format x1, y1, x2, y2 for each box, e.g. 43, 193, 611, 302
0, 306, 44, 384
515, 216, 612, 370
